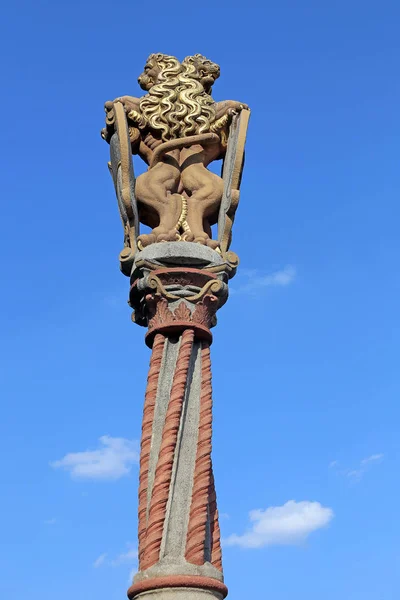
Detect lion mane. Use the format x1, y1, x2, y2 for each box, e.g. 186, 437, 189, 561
137, 53, 219, 141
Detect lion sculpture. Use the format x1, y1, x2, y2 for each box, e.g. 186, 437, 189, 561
102, 53, 248, 250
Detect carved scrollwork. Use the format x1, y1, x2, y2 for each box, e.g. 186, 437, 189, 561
128, 265, 226, 347
147, 272, 223, 303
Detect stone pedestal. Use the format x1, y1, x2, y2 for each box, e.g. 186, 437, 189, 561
126, 243, 238, 600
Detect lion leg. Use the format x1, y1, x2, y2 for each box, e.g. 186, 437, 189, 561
151, 193, 182, 242
135, 162, 180, 247
181, 163, 223, 248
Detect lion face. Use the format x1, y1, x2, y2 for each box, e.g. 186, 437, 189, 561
183, 54, 220, 93
138, 53, 181, 91
138, 55, 162, 91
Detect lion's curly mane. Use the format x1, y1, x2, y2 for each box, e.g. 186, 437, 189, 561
138, 53, 218, 141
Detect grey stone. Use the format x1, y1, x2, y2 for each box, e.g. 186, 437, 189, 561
130, 241, 232, 326
147, 338, 180, 510
134, 242, 224, 269
218, 113, 240, 242
161, 341, 201, 558
134, 589, 224, 600
134, 556, 223, 584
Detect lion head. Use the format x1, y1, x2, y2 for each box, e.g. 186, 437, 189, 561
138, 53, 181, 91
182, 54, 220, 94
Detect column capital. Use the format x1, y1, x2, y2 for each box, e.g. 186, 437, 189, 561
128, 242, 239, 347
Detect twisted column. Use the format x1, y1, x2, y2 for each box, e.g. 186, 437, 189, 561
185, 342, 213, 565
127, 246, 234, 600
138, 333, 166, 566
141, 328, 195, 570
209, 468, 223, 571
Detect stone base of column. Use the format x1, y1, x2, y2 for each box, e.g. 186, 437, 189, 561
131, 590, 223, 600
128, 575, 228, 600
130, 589, 224, 600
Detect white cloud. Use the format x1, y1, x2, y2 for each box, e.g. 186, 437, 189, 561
93, 553, 107, 568
129, 568, 136, 584
93, 544, 138, 573
111, 546, 138, 566
232, 265, 296, 295
361, 453, 384, 466
219, 512, 230, 520
347, 453, 384, 481
50, 435, 139, 481
224, 500, 333, 549
44, 518, 57, 525
329, 460, 338, 469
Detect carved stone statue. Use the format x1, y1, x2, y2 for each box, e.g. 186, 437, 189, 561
102, 53, 250, 271
101, 54, 250, 600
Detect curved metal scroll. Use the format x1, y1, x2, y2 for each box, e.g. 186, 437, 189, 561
218, 109, 250, 256
108, 101, 139, 275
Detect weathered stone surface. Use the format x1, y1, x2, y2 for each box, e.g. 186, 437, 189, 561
146, 338, 180, 509
128, 573, 227, 600
134, 242, 225, 269
132, 589, 224, 600
162, 342, 200, 559
129, 243, 233, 337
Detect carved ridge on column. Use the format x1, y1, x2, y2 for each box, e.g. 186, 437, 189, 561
209, 467, 223, 571
141, 329, 195, 570
185, 341, 213, 565
138, 333, 166, 567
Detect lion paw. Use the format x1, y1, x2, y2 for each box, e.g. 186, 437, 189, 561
194, 236, 208, 245
206, 239, 220, 250
156, 230, 180, 243
137, 233, 156, 249
227, 102, 249, 117
182, 231, 195, 242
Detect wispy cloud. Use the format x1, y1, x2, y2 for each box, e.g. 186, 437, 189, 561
93, 553, 108, 568
223, 500, 333, 549
129, 568, 136, 584
111, 546, 138, 566
360, 454, 384, 466
50, 436, 139, 481
232, 265, 296, 295
347, 454, 384, 481
93, 544, 138, 573
219, 512, 230, 520
330, 454, 384, 482
44, 518, 57, 525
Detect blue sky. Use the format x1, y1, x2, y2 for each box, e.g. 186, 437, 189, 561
1, 0, 400, 598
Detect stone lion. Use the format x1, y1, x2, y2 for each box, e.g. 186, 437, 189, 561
103, 53, 248, 249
